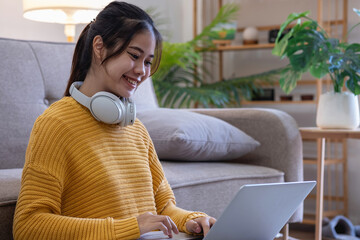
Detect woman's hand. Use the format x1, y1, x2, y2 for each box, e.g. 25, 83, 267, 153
185, 216, 216, 236
136, 212, 179, 238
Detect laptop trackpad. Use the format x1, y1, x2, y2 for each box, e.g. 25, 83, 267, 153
139, 231, 202, 240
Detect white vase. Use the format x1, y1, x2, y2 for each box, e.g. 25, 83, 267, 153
316, 91, 360, 129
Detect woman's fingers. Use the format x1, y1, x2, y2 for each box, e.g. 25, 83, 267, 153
156, 222, 172, 237
168, 216, 179, 234
156, 214, 179, 237
137, 212, 178, 237
186, 220, 202, 233
202, 217, 216, 236
199, 218, 210, 236
209, 217, 216, 227
186, 216, 217, 236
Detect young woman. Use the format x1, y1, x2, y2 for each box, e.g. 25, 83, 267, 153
13, 2, 215, 239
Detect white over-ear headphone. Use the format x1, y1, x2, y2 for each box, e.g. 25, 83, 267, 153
69, 81, 136, 126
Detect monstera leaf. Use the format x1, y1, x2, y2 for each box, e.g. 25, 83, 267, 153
273, 10, 360, 95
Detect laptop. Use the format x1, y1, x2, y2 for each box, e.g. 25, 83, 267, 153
138, 181, 316, 240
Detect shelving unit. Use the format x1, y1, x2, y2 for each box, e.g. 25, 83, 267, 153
299, 128, 355, 240
193, 0, 348, 106
302, 138, 349, 225
193, 0, 350, 237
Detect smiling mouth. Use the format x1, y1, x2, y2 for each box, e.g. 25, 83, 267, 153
123, 75, 138, 85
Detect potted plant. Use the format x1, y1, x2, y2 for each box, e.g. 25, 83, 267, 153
151, 4, 279, 108
272, 9, 360, 129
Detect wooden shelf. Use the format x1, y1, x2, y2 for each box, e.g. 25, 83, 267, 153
307, 194, 345, 202
304, 158, 345, 165
255, 79, 318, 86
237, 24, 293, 32
303, 208, 347, 225
302, 218, 316, 225
241, 100, 316, 105
214, 79, 317, 88
211, 43, 275, 51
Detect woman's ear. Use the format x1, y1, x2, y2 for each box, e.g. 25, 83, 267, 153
93, 35, 105, 62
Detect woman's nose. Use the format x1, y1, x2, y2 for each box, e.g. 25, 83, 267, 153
134, 62, 145, 76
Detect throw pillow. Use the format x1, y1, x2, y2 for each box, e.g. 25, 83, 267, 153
137, 108, 260, 161
133, 78, 159, 111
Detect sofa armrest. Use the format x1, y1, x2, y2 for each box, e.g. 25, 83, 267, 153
189, 108, 303, 183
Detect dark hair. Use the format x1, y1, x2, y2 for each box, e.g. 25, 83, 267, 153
64, 1, 162, 96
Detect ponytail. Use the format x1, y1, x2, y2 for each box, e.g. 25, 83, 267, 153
64, 23, 92, 96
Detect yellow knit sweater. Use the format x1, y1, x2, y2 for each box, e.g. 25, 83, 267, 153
13, 97, 206, 240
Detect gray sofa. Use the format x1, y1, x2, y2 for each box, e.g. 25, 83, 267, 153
0, 37, 303, 240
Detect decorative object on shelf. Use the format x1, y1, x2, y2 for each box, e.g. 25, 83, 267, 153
280, 95, 293, 101
251, 88, 274, 101
272, 10, 360, 129
210, 22, 237, 41
22, 0, 103, 42
300, 94, 314, 101
268, 28, 291, 43
242, 26, 259, 45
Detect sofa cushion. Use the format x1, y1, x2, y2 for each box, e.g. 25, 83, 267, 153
162, 161, 284, 218
133, 78, 159, 111
0, 168, 22, 203
0, 39, 47, 169
0, 39, 75, 169
28, 41, 74, 105
137, 108, 260, 161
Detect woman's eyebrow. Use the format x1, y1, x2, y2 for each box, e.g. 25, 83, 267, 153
129, 46, 154, 58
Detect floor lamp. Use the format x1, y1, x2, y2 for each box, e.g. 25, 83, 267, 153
22, 0, 105, 42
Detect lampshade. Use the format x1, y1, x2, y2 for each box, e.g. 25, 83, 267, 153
23, 0, 106, 41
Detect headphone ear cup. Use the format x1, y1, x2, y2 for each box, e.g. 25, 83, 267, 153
90, 92, 125, 124
121, 98, 136, 127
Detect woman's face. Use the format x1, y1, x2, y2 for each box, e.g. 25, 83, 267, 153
97, 30, 156, 98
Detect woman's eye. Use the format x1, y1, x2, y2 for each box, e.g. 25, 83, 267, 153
128, 52, 139, 59
145, 60, 152, 66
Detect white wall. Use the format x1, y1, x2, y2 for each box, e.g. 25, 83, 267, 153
0, 0, 192, 43
0, 0, 66, 41
1, 0, 360, 225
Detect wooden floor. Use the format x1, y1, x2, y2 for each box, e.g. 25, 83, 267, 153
289, 230, 314, 239
289, 224, 315, 240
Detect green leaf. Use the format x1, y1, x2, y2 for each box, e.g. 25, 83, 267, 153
275, 11, 310, 44
192, 3, 239, 46
272, 28, 294, 57
346, 72, 360, 95
310, 62, 328, 78
279, 67, 302, 94
354, 8, 360, 17
346, 43, 360, 54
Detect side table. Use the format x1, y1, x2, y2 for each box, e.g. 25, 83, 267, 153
299, 127, 360, 240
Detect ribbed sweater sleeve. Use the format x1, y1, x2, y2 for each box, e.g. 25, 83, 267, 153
14, 166, 139, 240
13, 110, 140, 240
146, 134, 208, 233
